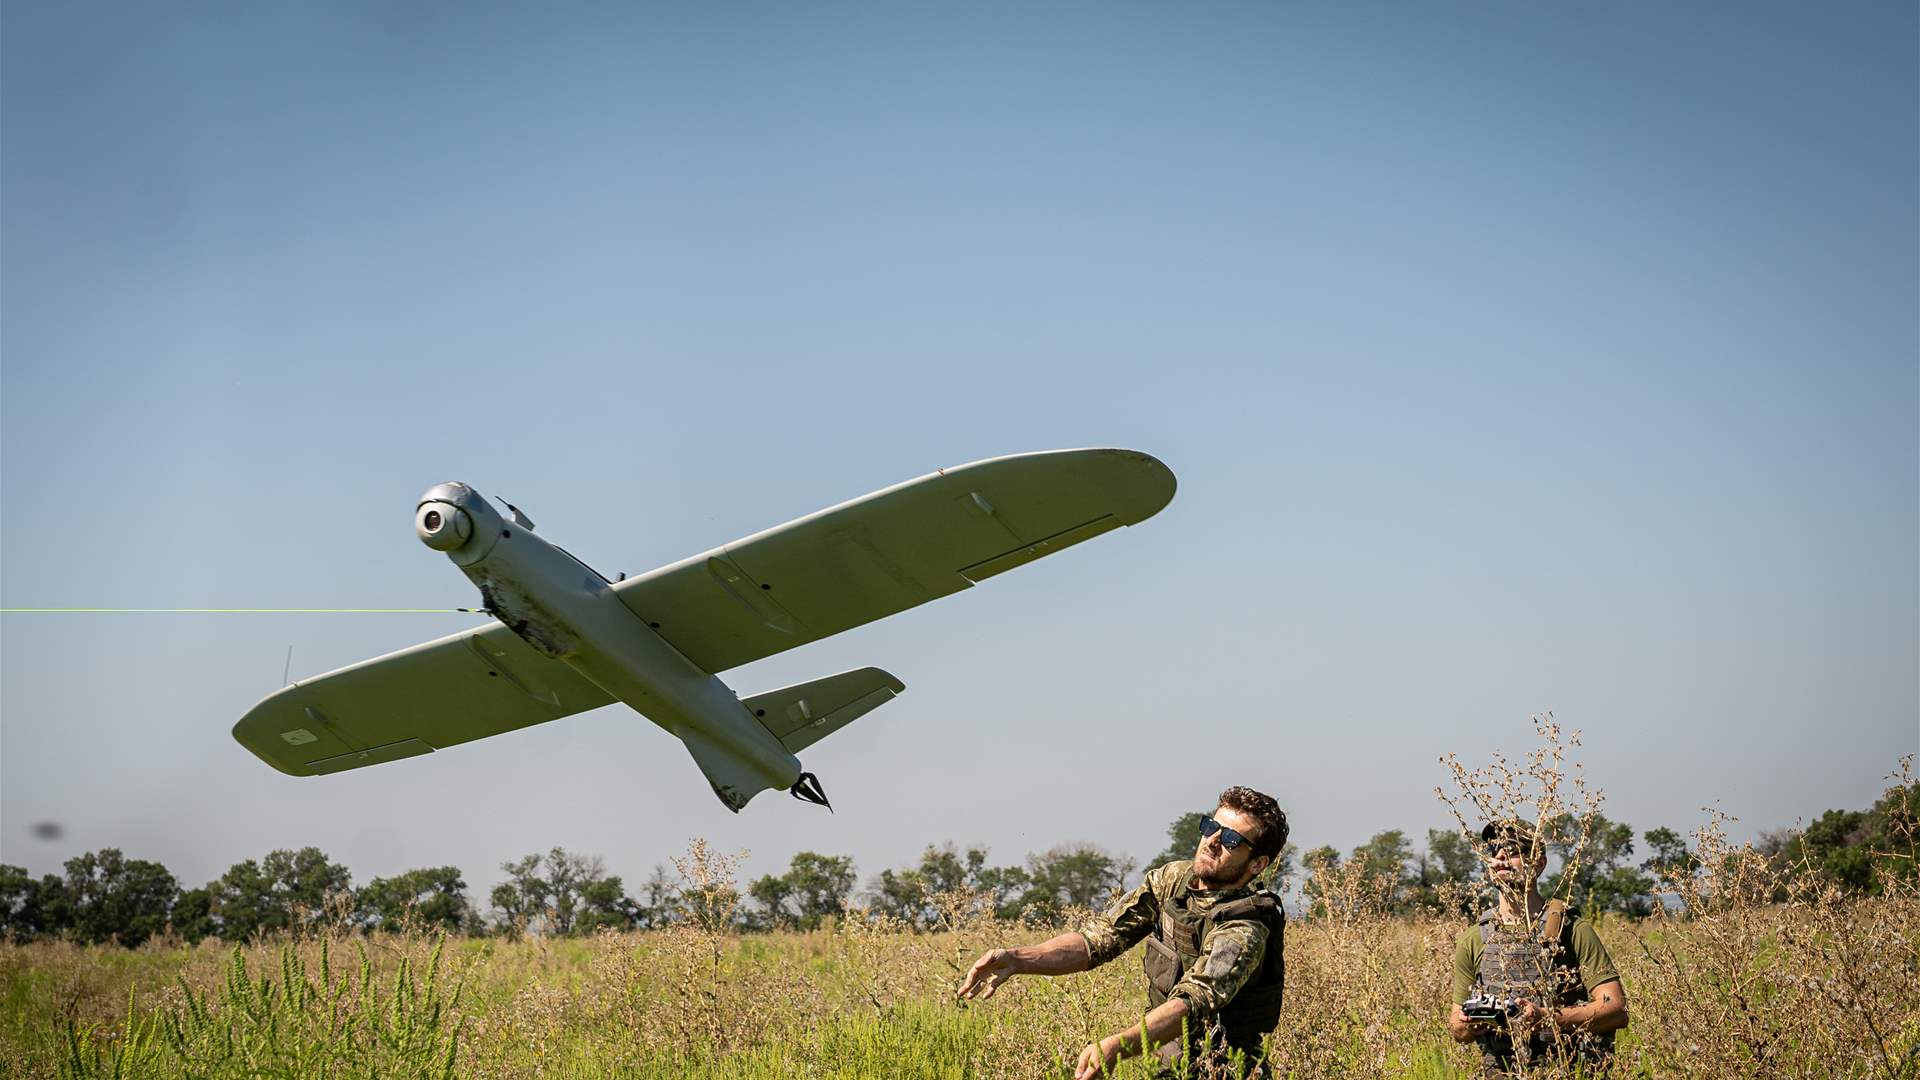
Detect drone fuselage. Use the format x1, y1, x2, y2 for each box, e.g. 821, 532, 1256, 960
414, 482, 801, 801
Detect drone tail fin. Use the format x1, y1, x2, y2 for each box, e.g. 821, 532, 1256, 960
742, 667, 905, 754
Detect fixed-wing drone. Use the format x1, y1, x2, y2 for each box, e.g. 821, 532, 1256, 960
233, 448, 1175, 811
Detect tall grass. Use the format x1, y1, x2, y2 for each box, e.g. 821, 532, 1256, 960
9, 738, 1916, 1079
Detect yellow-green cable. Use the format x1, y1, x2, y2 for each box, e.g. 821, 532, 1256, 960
0, 607, 484, 614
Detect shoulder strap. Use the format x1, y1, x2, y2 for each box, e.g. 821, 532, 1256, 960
1209, 890, 1279, 924
1201, 889, 1283, 952
1540, 899, 1568, 944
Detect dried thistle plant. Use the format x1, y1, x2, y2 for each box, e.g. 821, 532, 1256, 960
1436, 711, 1608, 913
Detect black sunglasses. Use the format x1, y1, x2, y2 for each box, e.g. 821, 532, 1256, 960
1201, 816, 1252, 852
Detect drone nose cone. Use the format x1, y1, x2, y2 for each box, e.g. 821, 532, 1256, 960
414, 482, 507, 562
416, 500, 473, 551
418, 481, 478, 510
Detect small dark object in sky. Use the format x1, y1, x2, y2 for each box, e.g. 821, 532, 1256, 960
30, 821, 62, 840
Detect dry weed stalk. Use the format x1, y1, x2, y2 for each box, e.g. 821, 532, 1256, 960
1629, 757, 1920, 1079
1436, 711, 1607, 910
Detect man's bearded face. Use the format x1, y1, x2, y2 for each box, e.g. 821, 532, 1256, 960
1193, 804, 1264, 883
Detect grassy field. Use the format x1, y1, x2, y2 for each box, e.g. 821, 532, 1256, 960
14, 741, 1917, 1078
8, 886, 1917, 1080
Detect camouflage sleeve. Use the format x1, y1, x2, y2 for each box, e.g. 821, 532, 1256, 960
1075, 865, 1165, 968
1169, 918, 1268, 1020
1570, 920, 1621, 992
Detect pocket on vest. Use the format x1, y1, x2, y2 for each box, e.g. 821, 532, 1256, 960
1143, 935, 1183, 995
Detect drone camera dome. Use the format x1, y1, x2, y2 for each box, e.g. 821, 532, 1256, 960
416, 502, 472, 551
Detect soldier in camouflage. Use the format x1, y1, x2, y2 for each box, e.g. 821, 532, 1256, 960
1447, 819, 1630, 1075
958, 786, 1288, 1079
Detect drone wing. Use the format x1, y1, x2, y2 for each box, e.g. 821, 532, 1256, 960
232, 621, 614, 776
611, 448, 1175, 674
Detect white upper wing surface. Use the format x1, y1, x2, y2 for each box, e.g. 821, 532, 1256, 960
612, 448, 1176, 674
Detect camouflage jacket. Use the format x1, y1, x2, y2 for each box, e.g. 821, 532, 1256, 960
1077, 860, 1282, 1050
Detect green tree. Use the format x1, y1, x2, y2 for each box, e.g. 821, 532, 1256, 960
973, 862, 1032, 920
865, 845, 1030, 927
490, 853, 549, 935
916, 845, 987, 896
1751, 776, 1918, 897
785, 852, 855, 928
747, 872, 795, 929
1410, 829, 1478, 913
576, 876, 643, 932
170, 886, 217, 943
541, 849, 604, 936
1542, 815, 1655, 916
357, 867, 477, 934
267, 848, 353, 919
1150, 812, 1207, 869
1640, 827, 1690, 877
489, 848, 637, 935
750, 852, 855, 930
62, 849, 179, 947
1802, 809, 1879, 891
1865, 779, 1919, 890
208, 860, 274, 941
207, 847, 353, 941
1351, 831, 1416, 911
1298, 845, 1343, 918
1020, 844, 1134, 921
1776, 783, 1920, 896
0, 865, 64, 940
866, 867, 928, 925
632, 865, 681, 929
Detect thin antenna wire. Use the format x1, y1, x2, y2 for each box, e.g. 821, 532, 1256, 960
0, 607, 484, 614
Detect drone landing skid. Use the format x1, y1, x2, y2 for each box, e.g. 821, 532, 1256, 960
790, 771, 832, 811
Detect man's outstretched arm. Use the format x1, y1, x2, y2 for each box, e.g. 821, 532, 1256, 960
958, 869, 1164, 1001
958, 933, 1092, 1000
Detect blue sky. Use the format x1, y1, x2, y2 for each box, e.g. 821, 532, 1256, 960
3, 3, 1914, 900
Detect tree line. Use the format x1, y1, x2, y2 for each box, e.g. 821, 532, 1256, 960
0, 839, 1150, 947
5, 779, 1910, 948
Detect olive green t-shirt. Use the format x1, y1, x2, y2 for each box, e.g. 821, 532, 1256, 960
1452, 914, 1622, 1002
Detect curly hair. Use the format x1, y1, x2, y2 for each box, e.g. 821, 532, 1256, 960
1217, 785, 1288, 860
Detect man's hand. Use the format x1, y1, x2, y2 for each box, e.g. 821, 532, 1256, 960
1072, 1036, 1122, 1080
957, 933, 1093, 1002
1447, 1002, 1490, 1042
1510, 997, 1551, 1035
958, 948, 1018, 1001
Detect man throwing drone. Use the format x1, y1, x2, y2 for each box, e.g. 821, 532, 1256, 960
958, 786, 1289, 1078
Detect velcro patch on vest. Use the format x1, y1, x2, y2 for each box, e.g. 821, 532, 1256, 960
1161, 912, 1202, 954
1202, 933, 1245, 984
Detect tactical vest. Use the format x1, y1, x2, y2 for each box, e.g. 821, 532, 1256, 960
1141, 876, 1285, 1067
1473, 901, 1611, 1072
